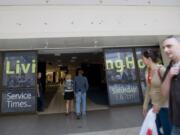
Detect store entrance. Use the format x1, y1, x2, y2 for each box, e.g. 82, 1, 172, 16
37, 52, 109, 114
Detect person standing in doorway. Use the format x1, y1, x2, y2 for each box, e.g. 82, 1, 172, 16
142, 49, 171, 135
161, 35, 180, 135
37, 72, 44, 112
74, 69, 89, 119
64, 74, 74, 115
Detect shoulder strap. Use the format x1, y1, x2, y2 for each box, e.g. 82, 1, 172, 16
161, 61, 173, 82
157, 67, 162, 81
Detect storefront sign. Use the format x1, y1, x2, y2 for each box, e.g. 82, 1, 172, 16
0, 53, 2, 89
108, 83, 140, 104
6, 59, 36, 74
104, 48, 141, 105
1, 51, 37, 113
104, 47, 162, 105
1, 89, 35, 113
3, 52, 36, 88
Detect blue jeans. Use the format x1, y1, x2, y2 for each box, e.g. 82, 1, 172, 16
75, 92, 86, 115
156, 108, 172, 135
171, 125, 180, 135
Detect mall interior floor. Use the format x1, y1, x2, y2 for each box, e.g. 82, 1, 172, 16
44, 85, 58, 108
0, 105, 143, 135
40, 84, 108, 114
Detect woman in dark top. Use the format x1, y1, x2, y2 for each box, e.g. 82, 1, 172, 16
64, 74, 74, 115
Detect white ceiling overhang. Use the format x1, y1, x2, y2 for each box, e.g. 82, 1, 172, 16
0, 35, 165, 53
0, 0, 180, 6
0, 6, 180, 39
0, 2, 180, 53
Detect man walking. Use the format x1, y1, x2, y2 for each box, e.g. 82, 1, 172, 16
74, 69, 89, 119
161, 35, 180, 135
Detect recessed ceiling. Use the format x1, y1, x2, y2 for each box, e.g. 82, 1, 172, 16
39, 52, 104, 65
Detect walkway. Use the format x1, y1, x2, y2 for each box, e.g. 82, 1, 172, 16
0, 105, 143, 135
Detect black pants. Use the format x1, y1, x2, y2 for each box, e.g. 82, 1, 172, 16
37, 97, 44, 111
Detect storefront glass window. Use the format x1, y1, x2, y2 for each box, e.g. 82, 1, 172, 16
1, 51, 37, 113
105, 47, 161, 105
104, 48, 140, 105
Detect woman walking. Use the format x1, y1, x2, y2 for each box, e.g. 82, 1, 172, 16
64, 74, 74, 115
142, 49, 171, 135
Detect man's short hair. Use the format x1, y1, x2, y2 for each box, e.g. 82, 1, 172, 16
164, 35, 180, 43
78, 69, 83, 74
77, 69, 84, 75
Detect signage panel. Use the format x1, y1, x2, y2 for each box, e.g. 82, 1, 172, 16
1, 51, 37, 113
108, 82, 140, 105
104, 48, 141, 105
1, 89, 36, 113
3, 52, 36, 88
0, 53, 2, 90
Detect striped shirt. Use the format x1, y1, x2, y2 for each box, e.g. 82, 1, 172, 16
64, 80, 74, 92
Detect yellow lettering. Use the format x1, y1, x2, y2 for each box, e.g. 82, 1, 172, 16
32, 59, 36, 73
6, 61, 14, 74
21, 64, 30, 74
138, 59, 145, 69
16, 60, 20, 74
115, 60, 124, 73
126, 56, 135, 69
106, 60, 114, 70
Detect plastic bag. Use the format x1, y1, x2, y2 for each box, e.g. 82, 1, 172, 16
139, 108, 158, 135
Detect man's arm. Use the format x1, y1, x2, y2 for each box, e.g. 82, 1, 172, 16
37, 84, 40, 97
161, 66, 179, 97
161, 74, 171, 97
